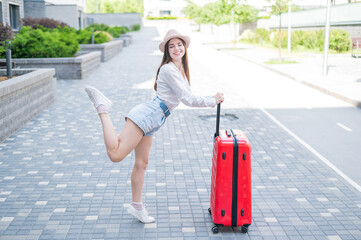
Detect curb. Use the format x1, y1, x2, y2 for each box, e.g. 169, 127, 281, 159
218, 49, 361, 109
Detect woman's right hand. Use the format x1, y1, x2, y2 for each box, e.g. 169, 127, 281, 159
214, 92, 224, 104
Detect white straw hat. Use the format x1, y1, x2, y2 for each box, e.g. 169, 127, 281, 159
159, 29, 191, 53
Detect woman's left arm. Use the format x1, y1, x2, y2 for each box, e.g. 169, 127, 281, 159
163, 66, 217, 107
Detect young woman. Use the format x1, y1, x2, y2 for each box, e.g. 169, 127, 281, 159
84, 29, 224, 224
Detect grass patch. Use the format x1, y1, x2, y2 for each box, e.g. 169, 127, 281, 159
265, 59, 297, 64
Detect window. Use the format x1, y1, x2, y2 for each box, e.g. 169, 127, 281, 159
0, 3, 3, 23
78, 11, 82, 29
9, 4, 20, 29
160, 10, 171, 16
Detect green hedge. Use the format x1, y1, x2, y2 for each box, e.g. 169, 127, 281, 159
146, 16, 178, 20
0, 23, 14, 58
1, 21, 141, 59
241, 28, 351, 52
85, 23, 141, 37
76, 29, 113, 44
2, 26, 79, 58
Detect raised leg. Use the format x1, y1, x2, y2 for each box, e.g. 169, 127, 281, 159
99, 114, 144, 162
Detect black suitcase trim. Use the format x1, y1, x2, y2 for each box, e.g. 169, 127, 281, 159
230, 129, 239, 227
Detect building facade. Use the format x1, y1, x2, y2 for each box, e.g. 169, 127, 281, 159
0, 0, 25, 30
23, 0, 86, 29
144, 0, 187, 18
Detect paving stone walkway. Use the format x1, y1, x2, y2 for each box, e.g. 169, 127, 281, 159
0, 25, 361, 240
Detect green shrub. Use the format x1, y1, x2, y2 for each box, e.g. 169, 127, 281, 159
241, 28, 350, 53
76, 29, 92, 44
0, 23, 14, 42
270, 30, 299, 49
76, 29, 112, 44
240, 29, 256, 42
329, 29, 350, 52
94, 31, 113, 43
0, 23, 14, 58
315, 30, 325, 51
271, 31, 286, 48
300, 31, 319, 49
129, 24, 141, 31
146, 16, 178, 20
9, 26, 79, 58
85, 23, 134, 37
85, 23, 110, 32
292, 30, 305, 46
110, 26, 129, 37
255, 28, 270, 43
21, 17, 69, 29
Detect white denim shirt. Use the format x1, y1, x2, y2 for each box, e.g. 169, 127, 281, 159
156, 62, 216, 111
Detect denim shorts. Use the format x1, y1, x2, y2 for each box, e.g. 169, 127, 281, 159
126, 97, 169, 137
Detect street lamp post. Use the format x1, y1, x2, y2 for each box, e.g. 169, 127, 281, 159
322, 0, 331, 76
287, 0, 291, 54
5, 41, 12, 79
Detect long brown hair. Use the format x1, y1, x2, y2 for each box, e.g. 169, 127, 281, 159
154, 38, 190, 91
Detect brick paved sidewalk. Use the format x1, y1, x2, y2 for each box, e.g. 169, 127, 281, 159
0, 26, 361, 240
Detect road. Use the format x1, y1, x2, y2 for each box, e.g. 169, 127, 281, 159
151, 20, 361, 192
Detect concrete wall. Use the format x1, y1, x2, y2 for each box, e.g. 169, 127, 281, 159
79, 40, 123, 62
46, 4, 85, 29
258, 3, 361, 37
0, 51, 101, 79
24, 0, 46, 18
23, 0, 86, 29
0, 68, 55, 143
0, 0, 25, 30
86, 13, 142, 28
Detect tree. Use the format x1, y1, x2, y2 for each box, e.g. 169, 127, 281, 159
184, 0, 257, 43
86, 0, 143, 14
231, 1, 258, 43
269, 0, 289, 61
184, 0, 203, 29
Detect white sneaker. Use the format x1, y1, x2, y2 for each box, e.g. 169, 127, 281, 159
84, 86, 113, 114
127, 204, 155, 224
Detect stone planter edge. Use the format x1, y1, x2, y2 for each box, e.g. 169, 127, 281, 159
0, 68, 55, 98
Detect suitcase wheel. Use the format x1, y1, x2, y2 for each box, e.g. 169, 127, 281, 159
208, 208, 211, 214
211, 225, 219, 234
241, 225, 249, 233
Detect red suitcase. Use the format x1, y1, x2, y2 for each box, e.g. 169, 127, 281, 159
209, 104, 252, 234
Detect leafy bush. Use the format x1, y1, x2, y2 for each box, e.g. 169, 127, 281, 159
241, 28, 350, 53
76, 29, 112, 44
0, 23, 14, 57
85, 23, 134, 38
146, 16, 178, 20
329, 29, 350, 52
240, 29, 256, 42
0, 23, 14, 42
271, 30, 303, 49
129, 24, 141, 31
255, 28, 270, 43
86, 23, 110, 32
110, 26, 129, 37
94, 31, 113, 43
299, 31, 319, 49
21, 17, 69, 29
8, 26, 79, 58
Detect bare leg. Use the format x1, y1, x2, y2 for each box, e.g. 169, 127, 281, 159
99, 113, 144, 162
131, 136, 153, 202
126, 135, 155, 223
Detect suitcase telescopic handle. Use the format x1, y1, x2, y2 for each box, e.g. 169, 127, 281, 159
215, 103, 221, 138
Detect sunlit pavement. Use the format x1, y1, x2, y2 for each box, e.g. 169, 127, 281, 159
0, 21, 360, 239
